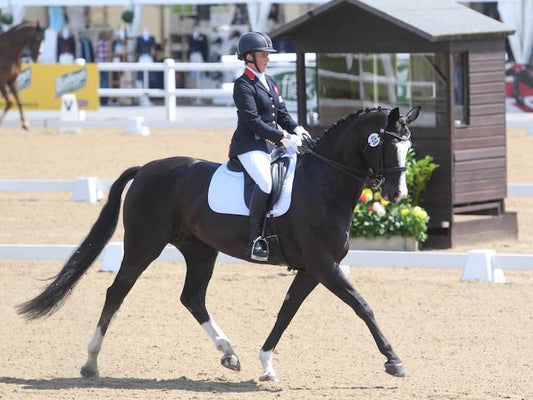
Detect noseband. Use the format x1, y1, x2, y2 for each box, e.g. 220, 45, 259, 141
299, 122, 411, 190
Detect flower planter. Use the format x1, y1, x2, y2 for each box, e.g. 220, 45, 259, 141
349, 236, 418, 251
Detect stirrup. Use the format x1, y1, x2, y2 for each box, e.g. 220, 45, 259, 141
251, 237, 269, 261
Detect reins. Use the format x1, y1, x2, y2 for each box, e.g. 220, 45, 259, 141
298, 121, 412, 190
299, 144, 369, 184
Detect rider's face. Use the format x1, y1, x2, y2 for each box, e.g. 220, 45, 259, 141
247, 51, 269, 73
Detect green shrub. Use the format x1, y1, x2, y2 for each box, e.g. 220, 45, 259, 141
405, 150, 439, 206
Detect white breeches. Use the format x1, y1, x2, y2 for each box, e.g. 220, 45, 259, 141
237, 150, 272, 194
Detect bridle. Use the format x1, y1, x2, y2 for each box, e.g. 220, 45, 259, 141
367, 125, 412, 190
299, 121, 412, 190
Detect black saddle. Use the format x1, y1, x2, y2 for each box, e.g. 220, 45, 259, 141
227, 149, 292, 211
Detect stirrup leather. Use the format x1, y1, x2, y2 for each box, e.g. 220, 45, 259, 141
251, 236, 269, 261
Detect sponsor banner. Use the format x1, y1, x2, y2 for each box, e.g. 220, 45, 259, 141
270, 67, 317, 115
0, 63, 99, 110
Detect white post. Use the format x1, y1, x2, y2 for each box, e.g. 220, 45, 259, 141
100, 242, 124, 272
164, 58, 176, 121
462, 249, 506, 283
72, 177, 103, 203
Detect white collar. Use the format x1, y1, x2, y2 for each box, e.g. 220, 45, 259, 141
245, 66, 269, 90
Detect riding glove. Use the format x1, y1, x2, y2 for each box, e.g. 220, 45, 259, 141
294, 125, 316, 147
280, 133, 302, 152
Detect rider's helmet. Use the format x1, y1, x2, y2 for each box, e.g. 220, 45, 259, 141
237, 32, 277, 61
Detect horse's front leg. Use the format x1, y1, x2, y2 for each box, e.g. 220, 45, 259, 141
7, 81, 29, 130
259, 271, 318, 382
0, 83, 12, 126
318, 261, 405, 377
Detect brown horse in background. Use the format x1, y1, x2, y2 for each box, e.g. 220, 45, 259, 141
0, 21, 44, 130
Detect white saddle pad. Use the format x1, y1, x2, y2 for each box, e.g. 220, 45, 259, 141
208, 153, 296, 217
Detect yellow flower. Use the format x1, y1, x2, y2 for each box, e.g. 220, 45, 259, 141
400, 208, 410, 216
373, 191, 382, 201
380, 198, 390, 206
360, 188, 373, 203
413, 206, 428, 219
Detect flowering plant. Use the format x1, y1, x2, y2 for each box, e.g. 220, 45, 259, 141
351, 188, 429, 242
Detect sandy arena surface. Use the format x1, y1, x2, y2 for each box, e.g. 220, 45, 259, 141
1, 124, 533, 399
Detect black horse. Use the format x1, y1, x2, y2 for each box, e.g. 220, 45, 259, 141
18, 105, 420, 382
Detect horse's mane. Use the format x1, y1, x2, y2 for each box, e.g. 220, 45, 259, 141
310, 106, 386, 150
0, 21, 40, 46
2, 21, 36, 35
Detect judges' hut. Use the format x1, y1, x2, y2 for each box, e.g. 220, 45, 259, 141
271, 0, 516, 248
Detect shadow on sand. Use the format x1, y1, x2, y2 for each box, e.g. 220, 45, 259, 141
0, 375, 281, 393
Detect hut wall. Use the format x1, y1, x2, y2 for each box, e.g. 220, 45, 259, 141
451, 43, 507, 212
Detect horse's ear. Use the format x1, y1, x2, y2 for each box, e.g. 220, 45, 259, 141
405, 105, 421, 124
387, 107, 400, 126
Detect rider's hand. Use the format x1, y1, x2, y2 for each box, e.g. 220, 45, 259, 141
280, 133, 302, 152
294, 125, 311, 140
294, 125, 316, 147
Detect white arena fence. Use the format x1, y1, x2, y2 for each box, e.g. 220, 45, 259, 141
1, 178, 532, 203
97, 56, 296, 121
0, 243, 532, 284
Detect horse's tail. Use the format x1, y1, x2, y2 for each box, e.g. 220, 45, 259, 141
17, 166, 140, 320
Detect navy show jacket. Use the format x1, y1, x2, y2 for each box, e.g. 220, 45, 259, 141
228, 68, 298, 158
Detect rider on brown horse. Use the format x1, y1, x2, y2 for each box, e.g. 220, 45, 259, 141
0, 21, 44, 130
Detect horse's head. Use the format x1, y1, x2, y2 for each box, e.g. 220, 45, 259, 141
360, 106, 420, 203
26, 22, 44, 62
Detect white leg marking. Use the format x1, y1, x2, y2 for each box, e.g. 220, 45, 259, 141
202, 318, 240, 370
202, 318, 231, 353
81, 327, 103, 377
259, 349, 279, 382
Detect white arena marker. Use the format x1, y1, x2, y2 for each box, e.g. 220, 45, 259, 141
71, 177, 103, 203
462, 249, 506, 283
126, 116, 150, 136
59, 93, 83, 133
100, 242, 124, 272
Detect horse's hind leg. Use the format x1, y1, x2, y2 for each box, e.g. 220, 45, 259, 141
177, 237, 241, 371
80, 237, 167, 378
0, 83, 12, 126
7, 81, 29, 130
259, 271, 318, 381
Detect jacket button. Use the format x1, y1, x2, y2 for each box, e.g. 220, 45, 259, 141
272, 113, 275, 116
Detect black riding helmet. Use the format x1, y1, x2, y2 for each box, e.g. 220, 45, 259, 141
237, 31, 277, 61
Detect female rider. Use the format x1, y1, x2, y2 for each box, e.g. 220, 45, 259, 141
229, 31, 309, 261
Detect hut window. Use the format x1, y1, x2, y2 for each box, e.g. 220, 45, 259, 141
453, 52, 468, 127
314, 52, 450, 128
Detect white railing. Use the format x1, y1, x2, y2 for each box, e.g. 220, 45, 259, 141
0, 243, 531, 284
96, 58, 296, 121
1, 178, 532, 203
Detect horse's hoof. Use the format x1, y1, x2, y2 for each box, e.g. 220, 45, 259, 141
384, 361, 405, 377
221, 354, 241, 371
80, 365, 99, 378
259, 372, 280, 382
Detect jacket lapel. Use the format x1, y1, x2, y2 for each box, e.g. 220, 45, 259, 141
244, 67, 274, 96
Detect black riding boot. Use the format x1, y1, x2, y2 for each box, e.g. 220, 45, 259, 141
248, 185, 269, 261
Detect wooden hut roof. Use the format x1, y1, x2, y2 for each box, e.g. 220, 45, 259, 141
271, 0, 514, 43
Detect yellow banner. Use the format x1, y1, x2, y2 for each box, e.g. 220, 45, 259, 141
0, 63, 99, 111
